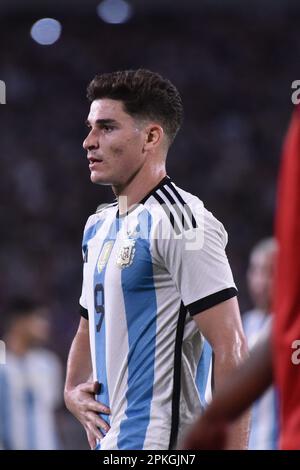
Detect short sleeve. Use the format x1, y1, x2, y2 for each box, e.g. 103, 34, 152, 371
79, 234, 88, 318
157, 206, 237, 316
78, 214, 97, 319
79, 282, 88, 319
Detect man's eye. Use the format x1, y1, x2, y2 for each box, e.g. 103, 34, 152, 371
103, 126, 113, 132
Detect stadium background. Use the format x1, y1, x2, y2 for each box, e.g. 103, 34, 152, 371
0, 0, 298, 448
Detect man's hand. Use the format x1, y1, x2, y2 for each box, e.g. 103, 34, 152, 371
64, 380, 110, 449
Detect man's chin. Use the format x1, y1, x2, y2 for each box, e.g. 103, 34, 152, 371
90, 173, 111, 185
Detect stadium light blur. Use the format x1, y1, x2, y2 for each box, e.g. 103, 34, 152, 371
30, 18, 62, 45
97, 0, 132, 24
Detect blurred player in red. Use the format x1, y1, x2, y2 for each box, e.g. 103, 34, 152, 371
182, 107, 300, 450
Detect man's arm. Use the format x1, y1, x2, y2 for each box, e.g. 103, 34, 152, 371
181, 335, 272, 449
192, 296, 250, 449
64, 317, 110, 448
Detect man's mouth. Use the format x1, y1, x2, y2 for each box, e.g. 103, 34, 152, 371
88, 157, 103, 166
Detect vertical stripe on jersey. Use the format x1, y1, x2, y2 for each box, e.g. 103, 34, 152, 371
93, 218, 120, 432
169, 303, 187, 450
82, 219, 104, 259
118, 209, 157, 450
196, 339, 212, 407
25, 388, 36, 449
0, 370, 12, 449
249, 387, 279, 449
271, 389, 279, 449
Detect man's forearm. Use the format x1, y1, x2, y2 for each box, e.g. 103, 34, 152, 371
212, 338, 250, 449
64, 320, 92, 396
64, 318, 110, 447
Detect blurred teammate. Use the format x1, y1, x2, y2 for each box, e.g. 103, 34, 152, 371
181, 336, 272, 450
64, 69, 249, 450
243, 237, 278, 449
182, 107, 300, 450
0, 298, 62, 450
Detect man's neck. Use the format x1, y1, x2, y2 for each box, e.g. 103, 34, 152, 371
114, 165, 167, 215
5, 332, 30, 357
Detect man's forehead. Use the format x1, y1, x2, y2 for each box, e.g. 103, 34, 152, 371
87, 98, 126, 122
250, 250, 273, 268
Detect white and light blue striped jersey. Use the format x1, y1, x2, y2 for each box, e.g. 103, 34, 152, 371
242, 309, 279, 450
79, 176, 237, 450
0, 349, 62, 450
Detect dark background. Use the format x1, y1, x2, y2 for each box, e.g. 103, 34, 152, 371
0, 0, 298, 446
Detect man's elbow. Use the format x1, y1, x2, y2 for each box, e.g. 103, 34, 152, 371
214, 331, 249, 370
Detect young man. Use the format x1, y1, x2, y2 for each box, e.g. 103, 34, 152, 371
64, 69, 249, 450
0, 298, 62, 449
242, 238, 278, 449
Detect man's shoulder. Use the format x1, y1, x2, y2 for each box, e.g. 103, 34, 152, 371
242, 308, 265, 323
156, 180, 221, 223
242, 308, 268, 334
84, 201, 118, 231
95, 200, 118, 215
142, 179, 227, 243
143, 179, 205, 226
171, 181, 202, 204
166, 181, 228, 232
28, 349, 62, 372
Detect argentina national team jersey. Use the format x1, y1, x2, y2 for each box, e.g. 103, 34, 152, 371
0, 350, 61, 450
242, 310, 278, 449
79, 176, 237, 450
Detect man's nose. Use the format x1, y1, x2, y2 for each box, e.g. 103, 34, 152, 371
83, 130, 99, 151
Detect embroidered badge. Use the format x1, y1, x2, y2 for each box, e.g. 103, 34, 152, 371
116, 239, 136, 269
97, 241, 114, 273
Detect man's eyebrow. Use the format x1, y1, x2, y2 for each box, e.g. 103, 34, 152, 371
85, 118, 118, 127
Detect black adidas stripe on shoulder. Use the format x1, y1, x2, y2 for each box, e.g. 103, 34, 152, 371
153, 192, 182, 235
158, 185, 195, 231
165, 181, 198, 229
151, 182, 198, 234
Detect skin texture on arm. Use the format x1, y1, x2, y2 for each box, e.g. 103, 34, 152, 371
64, 317, 111, 448
181, 332, 273, 449
192, 296, 251, 449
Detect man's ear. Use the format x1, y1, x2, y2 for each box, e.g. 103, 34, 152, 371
143, 124, 164, 151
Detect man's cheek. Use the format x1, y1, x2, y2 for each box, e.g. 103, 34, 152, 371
108, 140, 125, 157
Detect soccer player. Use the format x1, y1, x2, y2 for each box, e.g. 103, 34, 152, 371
64, 69, 249, 450
0, 298, 62, 449
243, 238, 278, 449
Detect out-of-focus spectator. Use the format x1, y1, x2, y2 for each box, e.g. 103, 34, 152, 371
242, 238, 278, 449
0, 298, 62, 449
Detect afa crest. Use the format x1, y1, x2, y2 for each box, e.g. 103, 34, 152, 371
117, 239, 136, 269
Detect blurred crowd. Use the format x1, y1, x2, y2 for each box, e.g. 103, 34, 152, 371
0, 1, 298, 448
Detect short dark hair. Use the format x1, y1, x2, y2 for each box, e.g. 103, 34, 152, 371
87, 69, 183, 145
3, 297, 46, 331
